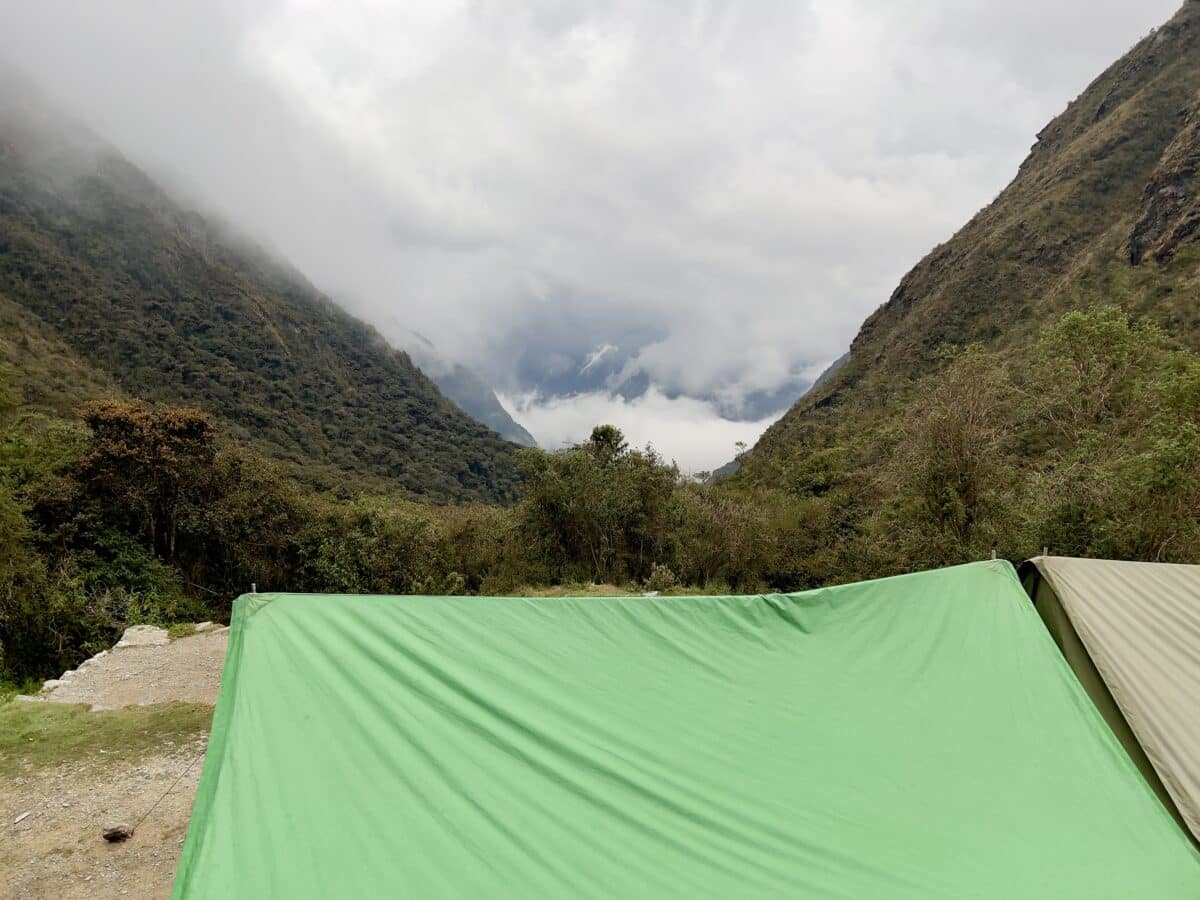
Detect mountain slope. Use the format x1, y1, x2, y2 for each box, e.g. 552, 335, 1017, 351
745, 0, 1200, 474
430, 363, 537, 447
0, 289, 119, 414
398, 333, 537, 446
0, 78, 519, 502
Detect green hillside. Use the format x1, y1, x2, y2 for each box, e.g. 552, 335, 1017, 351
0, 81, 518, 503
734, 1, 1200, 576
0, 290, 118, 413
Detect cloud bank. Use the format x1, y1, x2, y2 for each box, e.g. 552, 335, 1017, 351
502, 389, 779, 476
0, 0, 1180, 468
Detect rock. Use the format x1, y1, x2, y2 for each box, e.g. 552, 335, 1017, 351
60, 670, 76, 681
115, 625, 169, 648
93, 650, 108, 660
102, 824, 134, 842
194, 621, 216, 632
41, 679, 63, 692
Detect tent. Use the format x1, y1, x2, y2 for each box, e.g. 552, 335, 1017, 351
1020, 555, 1200, 845
174, 560, 1200, 898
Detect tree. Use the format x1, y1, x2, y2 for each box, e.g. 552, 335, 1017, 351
888, 346, 1016, 558
587, 425, 628, 465
78, 400, 216, 561
1028, 307, 1165, 443
516, 427, 678, 582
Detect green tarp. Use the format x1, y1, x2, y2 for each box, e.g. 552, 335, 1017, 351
174, 561, 1200, 898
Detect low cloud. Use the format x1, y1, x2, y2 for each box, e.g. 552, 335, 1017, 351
503, 388, 782, 475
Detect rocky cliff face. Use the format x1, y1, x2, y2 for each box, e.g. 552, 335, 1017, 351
1131, 97, 1200, 263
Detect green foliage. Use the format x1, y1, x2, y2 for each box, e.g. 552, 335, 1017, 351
735, 307, 1200, 580
668, 485, 775, 591
516, 428, 678, 583
79, 400, 216, 560
644, 563, 678, 592
296, 497, 438, 594
0, 363, 17, 419
885, 346, 1018, 562
0, 480, 47, 677
1026, 308, 1167, 443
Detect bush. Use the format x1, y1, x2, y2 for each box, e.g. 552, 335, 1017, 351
516, 426, 678, 583
644, 563, 678, 592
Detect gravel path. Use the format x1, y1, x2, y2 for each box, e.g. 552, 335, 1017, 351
39, 626, 229, 711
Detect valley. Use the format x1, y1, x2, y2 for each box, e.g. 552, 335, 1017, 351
0, 1, 1197, 705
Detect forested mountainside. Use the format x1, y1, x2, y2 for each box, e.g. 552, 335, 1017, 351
0, 80, 518, 503
731, 1, 1200, 576
400, 334, 537, 446
427, 363, 537, 447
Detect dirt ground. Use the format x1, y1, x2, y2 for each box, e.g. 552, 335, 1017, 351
1, 628, 229, 900
1, 738, 208, 899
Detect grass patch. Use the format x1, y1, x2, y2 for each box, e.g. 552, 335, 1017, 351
167, 623, 197, 641
0, 701, 213, 777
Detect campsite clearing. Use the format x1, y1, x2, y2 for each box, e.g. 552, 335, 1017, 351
0, 628, 225, 899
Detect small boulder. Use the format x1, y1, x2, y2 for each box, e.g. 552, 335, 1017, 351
41, 679, 63, 692
194, 621, 216, 632
102, 824, 134, 843
115, 625, 169, 648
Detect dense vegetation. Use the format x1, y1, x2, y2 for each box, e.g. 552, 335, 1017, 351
0, 82, 519, 502
0, 379, 794, 678
3, 304, 1198, 681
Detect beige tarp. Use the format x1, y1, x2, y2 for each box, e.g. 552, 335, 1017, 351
1021, 556, 1200, 843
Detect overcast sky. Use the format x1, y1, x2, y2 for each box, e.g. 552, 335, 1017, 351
0, 0, 1182, 470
